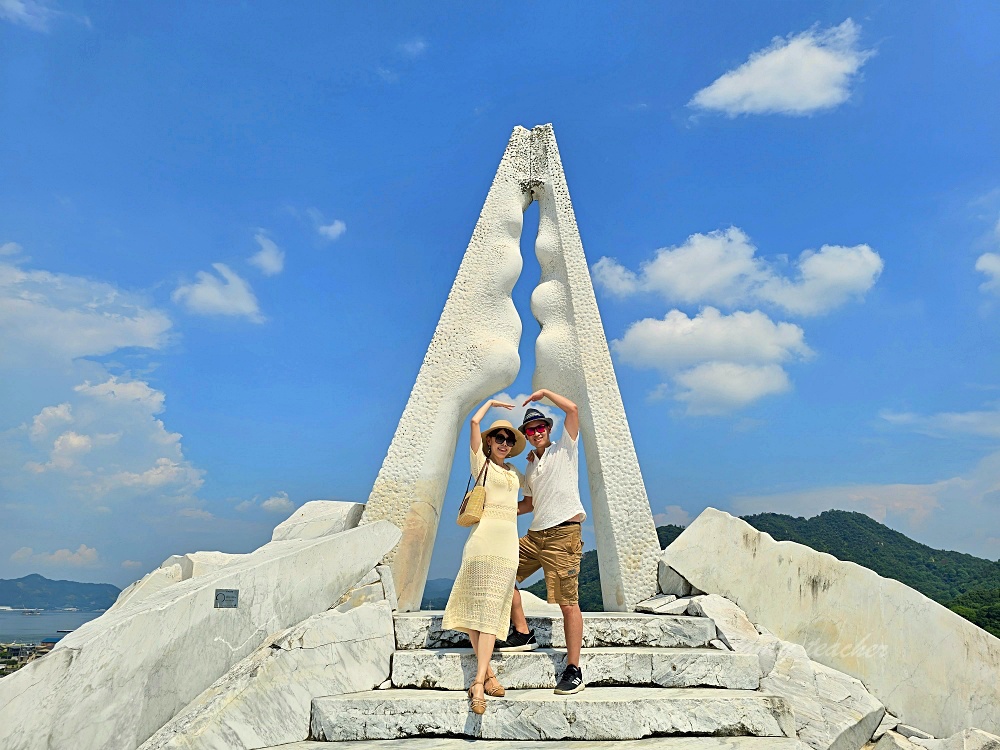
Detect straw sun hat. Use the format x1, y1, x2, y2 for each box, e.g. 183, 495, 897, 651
481, 419, 526, 458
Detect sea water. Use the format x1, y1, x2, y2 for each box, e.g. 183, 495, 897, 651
0, 610, 102, 644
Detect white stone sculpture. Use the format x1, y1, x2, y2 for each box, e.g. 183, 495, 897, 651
359, 127, 531, 612
0, 521, 401, 750
660, 508, 1000, 738
361, 124, 660, 612
270, 499, 364, 542
139, 600, 396, 750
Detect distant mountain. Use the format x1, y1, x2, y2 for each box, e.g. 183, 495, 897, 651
420, 577, 455, 609
0, 574, 121, 612
743, 510, 1000, 637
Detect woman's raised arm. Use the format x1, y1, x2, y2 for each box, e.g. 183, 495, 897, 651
470, 398, 513, 454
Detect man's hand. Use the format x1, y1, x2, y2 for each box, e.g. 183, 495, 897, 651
524, 388, 579, 441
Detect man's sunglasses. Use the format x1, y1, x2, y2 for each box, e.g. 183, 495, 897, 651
524, 424, 548, 436
491, 432, 516, 446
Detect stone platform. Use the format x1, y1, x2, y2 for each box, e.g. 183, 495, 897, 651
393, 611, 717, 649
391, 646, 760, 690
310, 687, 796, 741
277, 739, 811, 750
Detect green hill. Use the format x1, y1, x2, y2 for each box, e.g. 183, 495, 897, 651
0, 574, 120, 611
527, 511, 1000, 638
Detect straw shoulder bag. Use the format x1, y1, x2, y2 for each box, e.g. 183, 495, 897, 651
457, 457, 489, 527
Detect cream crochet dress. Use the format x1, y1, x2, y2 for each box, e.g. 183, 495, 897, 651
442, 447, 523, 637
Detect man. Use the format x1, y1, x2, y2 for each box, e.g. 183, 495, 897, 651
495, 388, 586, 695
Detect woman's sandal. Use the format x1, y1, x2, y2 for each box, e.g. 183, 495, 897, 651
484, 670, 505, 697
468, 680, 487, 715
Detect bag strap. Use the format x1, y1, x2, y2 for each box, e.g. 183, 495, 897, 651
464, 452, 489, 493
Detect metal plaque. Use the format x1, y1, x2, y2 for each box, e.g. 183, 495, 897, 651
214, 589, 239, 609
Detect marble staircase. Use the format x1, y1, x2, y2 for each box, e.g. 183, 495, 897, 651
307, 609, 801, 744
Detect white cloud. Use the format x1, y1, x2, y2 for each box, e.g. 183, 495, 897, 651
12, 375, 204, 506
689, 19, 874, 116
0, 241, 22, 256
0, 261, 172, 366
75, 375, 166, 413
594, 227, 882, 316
612, 308, 811, 415
29, 403, 72, 440
653, 505, 692, 527
882, 406, 1000, 439
615, 307, 812, 371
261, 491, 294, 513
975, 253, 1000, 295
234, 499, 255, 512
399, 38, 427, 57
0, 0, 56, 31
172, 263, 262, 322
318, 219, 347, 241
674, 362, 791, 415
248, 231, 285, 276
10, 544, 99, 567
178, 507, 214, 520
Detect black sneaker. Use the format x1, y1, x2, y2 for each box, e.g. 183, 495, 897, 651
554, 664, 585, 695
495, 628, 538, 652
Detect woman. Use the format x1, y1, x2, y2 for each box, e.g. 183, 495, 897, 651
442, 397, 526, 715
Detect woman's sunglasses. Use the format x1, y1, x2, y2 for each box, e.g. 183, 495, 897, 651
491, 432, 516, 446
524, 424, 548, 436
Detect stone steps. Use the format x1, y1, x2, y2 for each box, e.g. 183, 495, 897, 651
278, 739, 810, 749
393, 611, 717, 650
391, 646, 760, 690
309, 687, 796, 741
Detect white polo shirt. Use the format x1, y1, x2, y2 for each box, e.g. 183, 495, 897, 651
523, 429, 587, 531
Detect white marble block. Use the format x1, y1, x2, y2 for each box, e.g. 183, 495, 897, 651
361, 125, 661, 612
0, 521, 401, 750
528, 124, 661, 611
660, 508, 1000, 738
270, 500, 365, 541
139, 601, 395, 750
359, 127, 532, 612
111, 551, 246, 612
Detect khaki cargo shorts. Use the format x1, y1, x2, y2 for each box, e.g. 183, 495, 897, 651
515, 522, 583, 606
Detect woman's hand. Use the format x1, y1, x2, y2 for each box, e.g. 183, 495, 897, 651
471, 396, 513, 452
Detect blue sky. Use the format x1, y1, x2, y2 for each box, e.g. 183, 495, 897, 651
2, 2, 1000, 587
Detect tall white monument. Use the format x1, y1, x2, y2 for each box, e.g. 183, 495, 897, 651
361, 124, 661, 612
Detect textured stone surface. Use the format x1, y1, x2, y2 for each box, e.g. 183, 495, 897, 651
661, 508, 1000, 737
896, 726, 935, 740
278, 738, 812, 749
659, 561, 694, 597
528, 124, 660, 611
393, 611, 716, 650
391, 646, 760, 690
358, 127, 532, 612
111, 551, 246, 612
360, 124, 660, 612
873, 713, 900, 741
310, 687, 796, 741
913, 729, 1000, 750
270, 500, 364, 542
0, 522, 401, 750
520, 589, 562, 615
139, 601, 394, 750
876, 732, 926, 749
635, 593, 678, 613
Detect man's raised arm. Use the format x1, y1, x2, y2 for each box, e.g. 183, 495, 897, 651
523, 389, 579, 440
